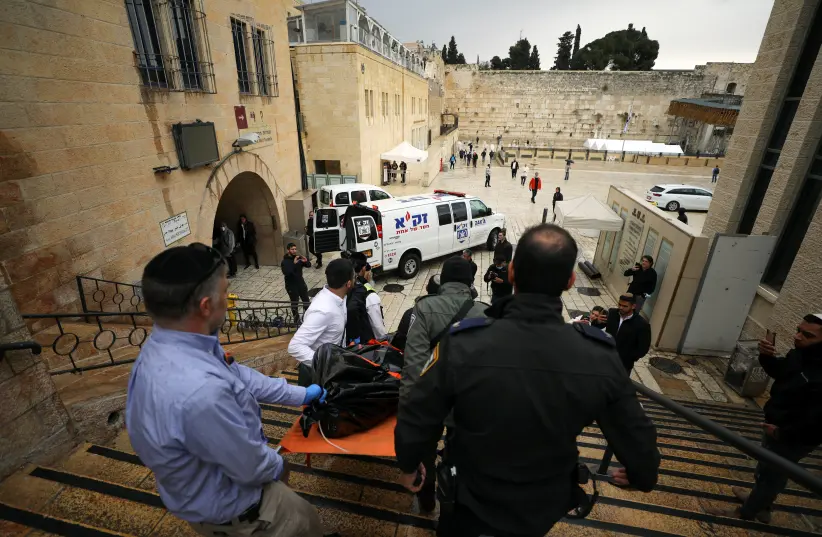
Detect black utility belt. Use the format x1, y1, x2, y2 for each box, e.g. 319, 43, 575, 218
218, 492, 263, 526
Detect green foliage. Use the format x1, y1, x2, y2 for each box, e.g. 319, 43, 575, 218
490, 55, 507, 70
551, 31, 573, 70
442, 44, 447, 62
570, 23, 659, 71
529, 45, 540, 70
573, 24, 581, 56
508, 38, 532, 70
456, 53, 466, 64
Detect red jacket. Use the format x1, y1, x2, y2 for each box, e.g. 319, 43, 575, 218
529, 177, 542, 191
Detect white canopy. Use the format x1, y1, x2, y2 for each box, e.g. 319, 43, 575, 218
380, 142, 428, 163
555, 195, 625, 232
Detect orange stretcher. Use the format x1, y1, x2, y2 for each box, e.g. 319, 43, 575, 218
279, 414, 397, 466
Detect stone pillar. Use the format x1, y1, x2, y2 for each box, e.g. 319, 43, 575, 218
0, 276, 76, 479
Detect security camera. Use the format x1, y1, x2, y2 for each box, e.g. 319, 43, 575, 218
232, 133, 260, 148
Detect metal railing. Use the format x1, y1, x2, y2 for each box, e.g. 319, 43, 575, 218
596, 381, 822, 497
0, 341, 42, 360
77, 276, 145, 314
25, 299, 309, 375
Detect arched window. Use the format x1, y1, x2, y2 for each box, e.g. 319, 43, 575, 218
357, 15, 369, 45
726, 82, 737, 95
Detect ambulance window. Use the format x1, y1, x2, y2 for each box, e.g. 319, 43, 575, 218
470, 200, 489, 218
315, 209, 338, 229
437, 204, 452, 225
354, 217, 377, 242
320, 190, 331, 205
335, 192, 350, 205
369, 189, 391, 201
451, 202, 468, 223
351, 190, 367, 204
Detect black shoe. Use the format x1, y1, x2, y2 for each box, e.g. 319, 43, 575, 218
255, 265, 260, 269
244, 265, 250, 270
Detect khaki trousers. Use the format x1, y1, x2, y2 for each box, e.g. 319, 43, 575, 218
189, 480, 323, 537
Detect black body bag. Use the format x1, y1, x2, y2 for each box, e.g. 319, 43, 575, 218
300, 343, 401, 439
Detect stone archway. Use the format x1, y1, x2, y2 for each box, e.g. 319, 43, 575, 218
213, 171, 282, 266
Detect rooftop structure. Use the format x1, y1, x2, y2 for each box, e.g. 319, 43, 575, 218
288, 0, 425, 77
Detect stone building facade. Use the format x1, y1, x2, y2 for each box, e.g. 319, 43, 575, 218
289, 0, 430, 186
444, 63, 752, 148
703, 0, 822, 352
1, 0, 302, 317
0, 0, 301, 474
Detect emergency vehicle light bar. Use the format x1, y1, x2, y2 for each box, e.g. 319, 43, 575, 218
433, 189, 466, 197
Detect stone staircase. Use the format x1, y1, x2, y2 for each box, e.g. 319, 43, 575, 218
2, 366, 822, 537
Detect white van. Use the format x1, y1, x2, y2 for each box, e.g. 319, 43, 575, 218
313, 190, 506, 278
318, 184, 393, 215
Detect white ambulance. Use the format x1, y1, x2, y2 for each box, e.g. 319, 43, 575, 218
312, 190, 506, 278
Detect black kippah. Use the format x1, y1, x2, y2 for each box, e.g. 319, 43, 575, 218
143, 243, 218, 285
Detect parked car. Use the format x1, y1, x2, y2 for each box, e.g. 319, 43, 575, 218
646, 184, 714, 211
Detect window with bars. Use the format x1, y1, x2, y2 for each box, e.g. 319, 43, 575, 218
125, 0, 215, 92
232, 18, 252, 93
252, 27, 278, 96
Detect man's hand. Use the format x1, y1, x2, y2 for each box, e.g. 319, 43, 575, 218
759, 339, 777, 357
762, 423, 779, 439
293, 256, 301, 264
398, 463, 426, 493
610, 468, 631, 487
573, 318, 590, 325
302, 385, 327, 405
494, 277, 504, 284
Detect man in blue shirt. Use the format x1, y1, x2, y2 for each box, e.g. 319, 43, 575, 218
126, 243, 329, 537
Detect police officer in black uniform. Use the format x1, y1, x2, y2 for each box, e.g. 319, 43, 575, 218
394, 223, 660, 537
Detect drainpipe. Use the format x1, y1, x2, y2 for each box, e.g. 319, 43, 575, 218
291, 55, 309, 191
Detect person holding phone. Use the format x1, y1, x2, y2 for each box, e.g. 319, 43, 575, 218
623, 256, 657, 313
281, 243, 311, 324
704, 313, 822, 523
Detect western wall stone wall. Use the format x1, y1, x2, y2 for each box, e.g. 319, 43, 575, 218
444, 64, 750, 147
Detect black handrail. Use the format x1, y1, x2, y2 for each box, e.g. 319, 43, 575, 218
0, 341, 42, 359
598, 381, 822, 497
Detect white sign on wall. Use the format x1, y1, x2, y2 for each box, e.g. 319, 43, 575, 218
160, 212, 191, 247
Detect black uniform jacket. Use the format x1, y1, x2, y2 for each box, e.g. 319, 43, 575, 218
762, 342, 822, 446
395, 294, 660, 536
605, 310, 652, 372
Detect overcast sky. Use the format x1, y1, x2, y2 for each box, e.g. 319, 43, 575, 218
341, 0, 774, 69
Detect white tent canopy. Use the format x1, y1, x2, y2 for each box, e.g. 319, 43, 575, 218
380, 142, 428, 163
582, 138, 684, 155
555, 195, 624, 232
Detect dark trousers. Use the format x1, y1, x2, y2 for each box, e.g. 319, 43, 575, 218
437, 503, 542, 537
308, 237, 322, 267
485, 176, 490, 187
564, 169, 570, 181
401, 171, 406, 183
450, 162, 455, 169
740, 434, 816, 518
511, 169, 517, 178
712, 174, 718, 183
226, 254, 237, 276
520, 175, 526, 186
242, 243, 258, 269
286, 282, 310, 324
531, 189, 538, 203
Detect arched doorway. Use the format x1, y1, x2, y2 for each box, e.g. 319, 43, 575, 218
213, 172, 283, 266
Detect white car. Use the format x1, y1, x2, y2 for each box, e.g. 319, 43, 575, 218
646, 184, 714, 211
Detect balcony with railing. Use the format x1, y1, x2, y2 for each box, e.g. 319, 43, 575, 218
287, 0, 425, 77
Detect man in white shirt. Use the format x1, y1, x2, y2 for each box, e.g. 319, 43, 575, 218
288, 258, 355, 386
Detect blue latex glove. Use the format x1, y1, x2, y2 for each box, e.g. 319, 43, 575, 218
302, 384, 327, 405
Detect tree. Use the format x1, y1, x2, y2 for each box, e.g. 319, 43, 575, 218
551, 31, 573, 70
507, 38, 532, 70
445, 36, 464, 65
529, 45, 541, 70
456, 53, 466, 64
573, 24, 581, 56
490, 56, 505, 70
477, 54, 480, 65
570, 24, 659, 71
441, 44, 447, 63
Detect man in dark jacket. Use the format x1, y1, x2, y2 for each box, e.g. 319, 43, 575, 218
494, 229, 513, 263
306, 210, 322, 268
281, 243, 311, 323
401, 257, 487, 512
624, 255, 658, 312
395, 223, 659, 537
393, 275, 441, 352
238, 214, 259, 270
484, 255, 513, 304
605, 293, 652, 373
552, 187, 564, 221
705, 314, 822, 523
